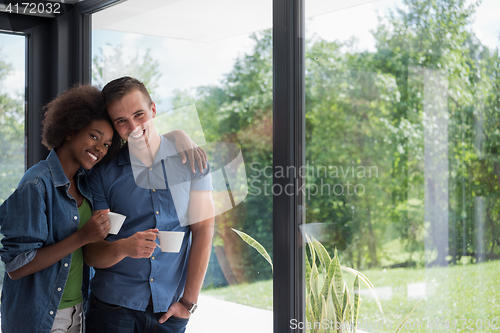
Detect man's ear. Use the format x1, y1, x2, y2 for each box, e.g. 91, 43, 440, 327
151, 101, 157, 118
66, 132, 73, 141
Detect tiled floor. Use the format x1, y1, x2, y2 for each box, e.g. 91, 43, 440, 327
187, 295, 370, 333
0, 295, 371, 332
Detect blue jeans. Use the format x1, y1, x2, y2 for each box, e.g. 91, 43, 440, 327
86, 294, 189, 333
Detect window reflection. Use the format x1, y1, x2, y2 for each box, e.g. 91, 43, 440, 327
0, 32, 26, 304
0, 34, 25, 203
305, 0, 500, 331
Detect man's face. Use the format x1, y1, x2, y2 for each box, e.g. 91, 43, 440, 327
107, 89, 158, 150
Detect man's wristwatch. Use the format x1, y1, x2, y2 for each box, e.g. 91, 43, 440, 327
179, 297, 198, 314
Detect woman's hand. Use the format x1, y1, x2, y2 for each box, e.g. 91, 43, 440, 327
79, 209, 110, 244
163, 130, 207, 173
8, 209, 111, 280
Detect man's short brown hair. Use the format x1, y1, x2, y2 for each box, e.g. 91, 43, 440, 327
101, 76, 153, 108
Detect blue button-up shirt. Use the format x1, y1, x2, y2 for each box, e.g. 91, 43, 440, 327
89, 136, 212, 313
0, 149, 93, 333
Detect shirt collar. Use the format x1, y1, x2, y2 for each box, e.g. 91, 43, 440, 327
125, 135, 178, 167
46, 149, 85, 187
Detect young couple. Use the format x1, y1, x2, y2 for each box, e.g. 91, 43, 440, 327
0, 77, 215, 333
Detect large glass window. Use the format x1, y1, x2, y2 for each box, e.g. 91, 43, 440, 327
91, 1, 273, 332
0, 31, 26, 301
304, 0, 499, 332
0, 33, 25, 203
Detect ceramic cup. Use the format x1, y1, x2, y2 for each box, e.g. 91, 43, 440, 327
157, 231, 185, 253
107, 212, 126, 234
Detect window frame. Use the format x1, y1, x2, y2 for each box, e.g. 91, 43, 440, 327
272, 0, 306, 332
1, 1, 86, 168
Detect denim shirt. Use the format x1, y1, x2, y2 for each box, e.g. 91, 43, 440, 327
89, 136, 212, 313
0, 149, 93, 333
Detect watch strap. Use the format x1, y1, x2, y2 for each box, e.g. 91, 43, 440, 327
179, 297, 197, 314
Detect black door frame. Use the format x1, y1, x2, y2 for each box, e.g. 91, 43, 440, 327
273, 0, 305, 332
1, 1, 88, 167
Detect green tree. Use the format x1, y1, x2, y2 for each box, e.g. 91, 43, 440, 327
370, 0, 500, 265
302, 0, 500, 269
305, 39, 397, 268
171, 31, 274, 283
92, 44, 162, 100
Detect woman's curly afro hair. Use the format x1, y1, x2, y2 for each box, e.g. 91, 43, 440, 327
41, 84, 121, 160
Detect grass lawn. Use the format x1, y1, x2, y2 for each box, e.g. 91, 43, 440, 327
202, 279, 273, 311
202, 260, 500, 332
356, 261, 500, 332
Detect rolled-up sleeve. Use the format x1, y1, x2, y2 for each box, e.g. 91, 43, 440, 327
5, 250, 38, 272
0, 182, 47, 272
89, 166, 109, 211
190, 163, 213, 191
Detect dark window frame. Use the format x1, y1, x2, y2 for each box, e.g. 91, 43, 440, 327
272, 0, 306, 332
1, 1, 86, 167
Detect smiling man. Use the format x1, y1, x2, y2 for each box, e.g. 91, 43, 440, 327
83, 77, 215, 333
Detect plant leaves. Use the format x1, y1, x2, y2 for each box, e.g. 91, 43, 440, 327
342, 286, 348, 322
306, 298, 314, 324
330, 257, 344, 323
341, 266, 383, 313
232, 228, 273, 272
326, 287, 336, 330
305, 247, 312, 294
352, 275, 361, 333
333, 249, 345, 300
319, 295, 328, 333
320, 256, 337, 306
310, 236, 331, 274
394, 295, 426, 333
311, 270, 322, 323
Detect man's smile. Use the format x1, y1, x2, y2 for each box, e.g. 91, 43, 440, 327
130, 128, 146, 140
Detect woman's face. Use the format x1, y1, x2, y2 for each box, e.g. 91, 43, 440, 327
65, 119, 114, 170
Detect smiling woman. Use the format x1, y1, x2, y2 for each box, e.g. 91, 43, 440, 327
57, 119, 113, 177
0, 85, 115, 333
41, 85, 120, 163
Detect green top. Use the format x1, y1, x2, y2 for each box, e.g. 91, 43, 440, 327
58, 198, 90, 309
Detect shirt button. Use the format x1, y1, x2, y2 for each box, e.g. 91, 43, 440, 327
149, 167, 153, 171
73, 216, 78, 220
156, 211, 159, 215
49, 311, 54, 315
150, 278, 154, 282
64, 263, 69, 267
152, 189, 156, 193
57, 287, 62, 292
152, 256, 155, 260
